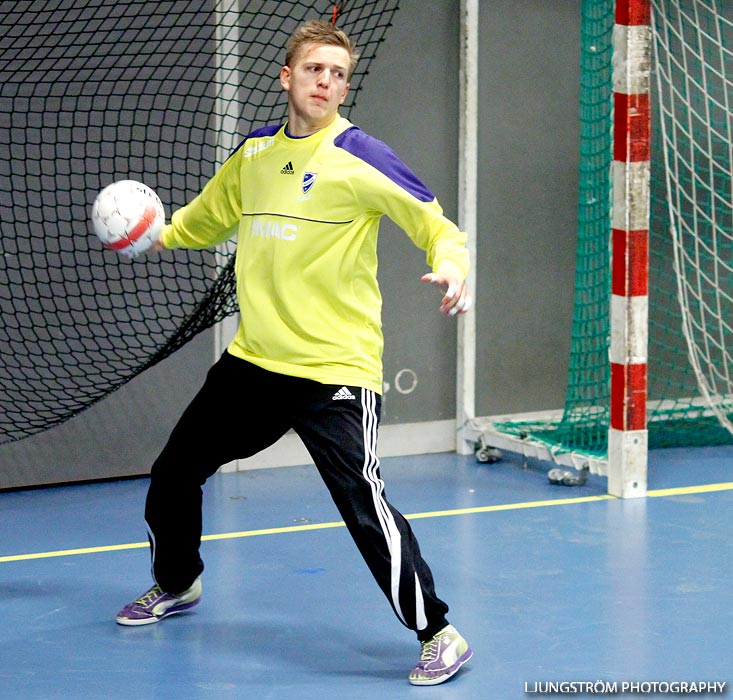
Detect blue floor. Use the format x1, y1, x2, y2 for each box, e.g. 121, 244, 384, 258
1, 446, 731, 699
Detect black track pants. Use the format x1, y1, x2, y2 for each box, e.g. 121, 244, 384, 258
144, 351, 450, 640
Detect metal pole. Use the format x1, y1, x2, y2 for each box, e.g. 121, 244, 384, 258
456, 0, 479, 455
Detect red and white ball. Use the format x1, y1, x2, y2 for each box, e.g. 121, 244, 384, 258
91, 180, 164, 259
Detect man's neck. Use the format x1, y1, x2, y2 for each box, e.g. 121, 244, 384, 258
285, 113, 339, 138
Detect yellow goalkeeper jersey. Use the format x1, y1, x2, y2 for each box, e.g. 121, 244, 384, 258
161, 116, 469, 394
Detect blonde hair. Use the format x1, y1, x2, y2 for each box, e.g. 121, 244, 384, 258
285, 19, 360, 79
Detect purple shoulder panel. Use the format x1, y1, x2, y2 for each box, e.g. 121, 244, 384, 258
247, 124, 282, 139
228, 123, 282, 159
334, 127, 435, 203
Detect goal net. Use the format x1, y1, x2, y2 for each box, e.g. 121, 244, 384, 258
0, 1, 399, 445
476, 0, 733, 477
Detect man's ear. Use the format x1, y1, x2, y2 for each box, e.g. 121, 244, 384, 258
280, 65, 291, 92
339, 82, 350, 105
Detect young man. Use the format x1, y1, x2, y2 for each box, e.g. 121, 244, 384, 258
116, 19, 473, 686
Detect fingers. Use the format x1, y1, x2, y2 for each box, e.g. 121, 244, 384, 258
449, 293, 473, 316
435, 276, 471, 316
443, 288, 472, 316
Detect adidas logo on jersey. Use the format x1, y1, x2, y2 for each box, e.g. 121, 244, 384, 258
280, 161, 294, 174
332, 387, 356, 401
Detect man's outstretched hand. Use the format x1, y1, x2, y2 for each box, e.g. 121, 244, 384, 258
421, 273, 473, 317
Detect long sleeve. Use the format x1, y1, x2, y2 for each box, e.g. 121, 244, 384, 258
333, 126, 470, 281
160, 148, 244, 250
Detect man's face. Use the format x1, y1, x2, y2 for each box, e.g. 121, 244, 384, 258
280, 43, 351, 135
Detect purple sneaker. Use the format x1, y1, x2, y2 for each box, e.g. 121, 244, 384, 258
408, 624, 473, 686
116, 577, 202, 626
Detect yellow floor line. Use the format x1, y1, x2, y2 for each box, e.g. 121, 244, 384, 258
647, 482, 733, 498
1, 482, 731, 565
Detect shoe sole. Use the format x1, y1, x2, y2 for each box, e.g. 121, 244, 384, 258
408, 648, 473, 686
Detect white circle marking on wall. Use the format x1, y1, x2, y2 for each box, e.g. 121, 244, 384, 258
394, 368, 418, 395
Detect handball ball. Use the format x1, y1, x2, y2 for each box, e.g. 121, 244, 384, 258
91, 180, 165, 259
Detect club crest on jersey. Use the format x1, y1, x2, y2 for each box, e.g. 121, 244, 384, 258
302, 172, 317, 195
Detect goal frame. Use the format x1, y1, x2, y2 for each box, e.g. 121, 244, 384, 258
607, 0, 651, 498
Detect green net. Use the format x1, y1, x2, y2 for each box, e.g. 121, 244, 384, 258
0, 1, 399, 445
494, 0, 733, 461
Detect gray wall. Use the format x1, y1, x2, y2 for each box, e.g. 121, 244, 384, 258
357, 0, 580, 423
475, 0, 580, 415
0, 0, 581, 488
